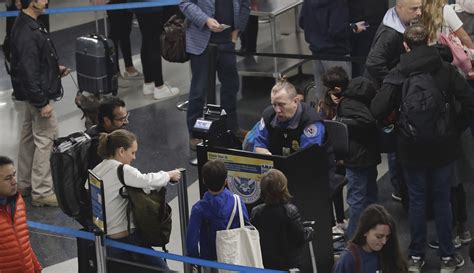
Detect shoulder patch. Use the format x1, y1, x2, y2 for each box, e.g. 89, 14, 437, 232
259, 117, 265, 131
304, 124, 318, 138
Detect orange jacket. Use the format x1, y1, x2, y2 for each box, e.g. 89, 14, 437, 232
0, 194, 42, 273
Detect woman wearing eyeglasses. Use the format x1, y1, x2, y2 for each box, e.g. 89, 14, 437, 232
321, 66, 380, 239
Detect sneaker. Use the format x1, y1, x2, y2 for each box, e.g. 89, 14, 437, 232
459, 231, 472, 244
332, 225, 345, 235
143, 82, 155, 95
428, 237, 462, 249
190, 138, 203, 151
391, 191, 402, 201
336, 219, 349, 231
123, 71, 144, 80
153, 84, 179, 100
440, 253, 464, 273
31, 194, 59, 207
408, 256, 425, 273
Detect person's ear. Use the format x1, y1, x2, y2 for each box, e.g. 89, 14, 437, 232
117, 147, 125, 158
403, 41, 411, 52
104, 116, 112, 127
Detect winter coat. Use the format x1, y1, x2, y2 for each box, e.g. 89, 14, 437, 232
250, 202, 312, 270
337, 77, 381, 167
0, 194, 42, 273
371, 45, 474, 167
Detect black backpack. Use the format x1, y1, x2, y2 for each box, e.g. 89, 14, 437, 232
117, 164, 172, 247
51, 132, 92, 228
398, 72, 453, 143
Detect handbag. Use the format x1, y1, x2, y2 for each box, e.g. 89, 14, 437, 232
160, 15, 189, 63
117, 164, 172, 247
216, 194, 264, 273
438, 32, 472, 73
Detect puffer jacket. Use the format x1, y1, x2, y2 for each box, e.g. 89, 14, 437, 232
0, 194, 42, 273
10, 11, 62, 108
337, 77, 381, 167
250, 202, 313, 270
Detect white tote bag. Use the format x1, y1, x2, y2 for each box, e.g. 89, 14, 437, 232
216, 194, 264, 272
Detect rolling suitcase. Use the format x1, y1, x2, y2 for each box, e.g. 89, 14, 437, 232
76, 34, 118, 95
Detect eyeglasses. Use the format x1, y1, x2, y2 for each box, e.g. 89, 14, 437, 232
114, 112, 130, 122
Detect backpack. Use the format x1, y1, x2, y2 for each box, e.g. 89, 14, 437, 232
398, 72, 453, 143
51, 132, 92, 228
160, 15, 189, 63
117, 164, 172, 247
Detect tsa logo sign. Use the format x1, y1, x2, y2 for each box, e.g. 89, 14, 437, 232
228, 176, 261, 204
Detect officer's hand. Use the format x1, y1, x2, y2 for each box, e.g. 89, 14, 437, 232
40, 104, 53, 118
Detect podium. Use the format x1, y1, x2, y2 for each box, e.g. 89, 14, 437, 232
197, 144, 334, 272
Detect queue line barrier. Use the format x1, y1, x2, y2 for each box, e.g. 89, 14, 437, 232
27, 220, 286, 273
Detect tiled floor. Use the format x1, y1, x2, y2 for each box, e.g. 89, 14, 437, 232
1, 1, 474, 272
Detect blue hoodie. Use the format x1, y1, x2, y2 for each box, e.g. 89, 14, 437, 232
186, 188, 250, 260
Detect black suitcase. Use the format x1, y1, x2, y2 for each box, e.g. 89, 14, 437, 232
76, 34, 118, 95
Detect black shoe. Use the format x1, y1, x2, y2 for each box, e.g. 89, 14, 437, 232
391, 192, 402, 202
440, 253, 464, 273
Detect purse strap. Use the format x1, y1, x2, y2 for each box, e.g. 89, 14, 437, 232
117, 164, 132, 234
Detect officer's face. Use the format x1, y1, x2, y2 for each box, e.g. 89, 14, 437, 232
271, 89, 299, 122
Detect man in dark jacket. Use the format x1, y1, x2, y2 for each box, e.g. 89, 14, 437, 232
299, 0, 366, 101
321, 66, 380, 239
10, 0, 70, 207
365, 0, 422, 89
371, 24, 474, 273
85, 97, 129, 169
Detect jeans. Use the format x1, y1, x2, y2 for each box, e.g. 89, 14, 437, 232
107, 231, 168, 268
187, 42, 239, 134
404, 163, 455, 258
345, 166, 378, 239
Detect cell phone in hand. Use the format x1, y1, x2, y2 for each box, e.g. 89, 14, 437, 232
220, 24, 231, 30
364, 22, 370, 28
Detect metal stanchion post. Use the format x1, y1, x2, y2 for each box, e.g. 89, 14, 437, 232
94, 230, 107, 273
207, 44, 218, 104
177, 169, 191, 273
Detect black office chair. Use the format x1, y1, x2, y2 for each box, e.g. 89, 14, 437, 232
324, 120, 349, 246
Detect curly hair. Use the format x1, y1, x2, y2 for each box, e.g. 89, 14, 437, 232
420, 0, 447, 43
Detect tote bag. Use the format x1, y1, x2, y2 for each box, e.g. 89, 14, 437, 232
216, 194, 264, 273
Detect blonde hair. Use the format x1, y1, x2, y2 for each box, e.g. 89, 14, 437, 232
421, 0, 447, 42
97, 129, 136, 159
271, 75, 297, 99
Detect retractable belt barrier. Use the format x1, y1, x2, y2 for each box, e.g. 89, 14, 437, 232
27, 221, 285, 273
0, 1, 180, 17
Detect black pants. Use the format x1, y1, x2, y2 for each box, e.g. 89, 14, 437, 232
240, 15, 258, 52
135, 11, 164, 86
107, 7, 134, 72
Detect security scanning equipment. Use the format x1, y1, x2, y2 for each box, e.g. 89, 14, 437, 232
191, 104, 227, 146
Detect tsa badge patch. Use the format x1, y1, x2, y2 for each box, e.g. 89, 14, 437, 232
304, 124, 318, 138
228, 176, 261, 204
